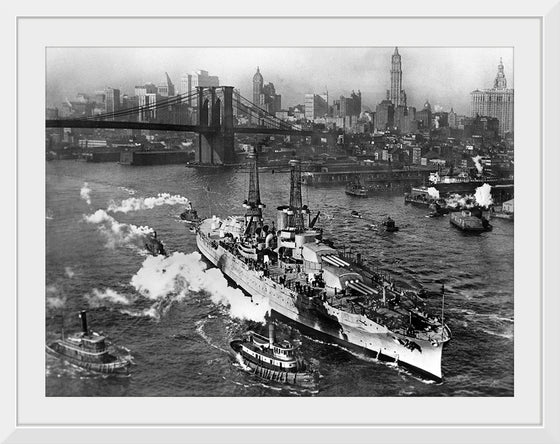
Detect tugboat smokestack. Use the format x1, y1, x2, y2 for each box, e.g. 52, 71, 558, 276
79, 310, 88, 335
269, 322, 275, 346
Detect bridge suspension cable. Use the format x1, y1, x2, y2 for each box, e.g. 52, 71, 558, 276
85, 90, 199, 121
235, 94, 299, 131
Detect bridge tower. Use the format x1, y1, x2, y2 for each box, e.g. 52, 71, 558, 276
196, 86, 235, 164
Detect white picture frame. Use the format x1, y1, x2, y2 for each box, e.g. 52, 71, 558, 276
4, 1, 560, 443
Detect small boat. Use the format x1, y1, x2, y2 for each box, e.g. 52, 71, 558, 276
381, 216, 399, 232
350, 210, 362, 218
46, 310, 131, 374
145, 230, 167, 256
230, 323, 316, 388
449, 208, 492, 232
179, 203, 199, 224
345, 177, 369, 197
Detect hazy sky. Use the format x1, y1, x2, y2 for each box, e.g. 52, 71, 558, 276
46, 47, 513, 115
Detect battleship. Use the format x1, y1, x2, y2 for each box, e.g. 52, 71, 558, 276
196, 148, 451, 382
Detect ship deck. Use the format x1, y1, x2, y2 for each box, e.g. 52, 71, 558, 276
199, 219, 448, 343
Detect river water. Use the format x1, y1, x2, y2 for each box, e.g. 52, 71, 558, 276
45, 160, 514, 397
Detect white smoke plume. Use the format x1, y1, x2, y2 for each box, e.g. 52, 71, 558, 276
119, 307, 161, 320
107, 193, 190, 214
83, 209, 154, 249
64, 267, 75, 278
130, 252, 270, 323
474, 183, 494, 208
80, 182, 92, 205
472, 156, 484, 175
427, 187, 440, 199
445, 193, 476, 209
85, 288, 133, 308
46, 285, 66, 309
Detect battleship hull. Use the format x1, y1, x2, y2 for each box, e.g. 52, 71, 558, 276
197, 227, 446, 382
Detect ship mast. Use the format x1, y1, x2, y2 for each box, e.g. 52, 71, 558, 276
441, 284, 445, 341
243, 146, 265, 236
288, 159, 305, 232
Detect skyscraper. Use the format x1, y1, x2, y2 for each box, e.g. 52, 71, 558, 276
157, 72, 175, 97
304, 93, 329, 120
186, 70, 220, 106
252, 67, 282, 115
470, 58, 514, 136
390, 47, 407, 108
253, 67, 264, 106
104, 87, 120, 119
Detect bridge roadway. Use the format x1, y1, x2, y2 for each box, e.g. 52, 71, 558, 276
45, 119, 316, 137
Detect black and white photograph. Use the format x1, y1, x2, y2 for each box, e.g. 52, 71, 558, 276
44, 46, 515, 397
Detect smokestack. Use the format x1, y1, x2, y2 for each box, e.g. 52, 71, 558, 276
268, 322, 275, 346
78, 310, 89, 335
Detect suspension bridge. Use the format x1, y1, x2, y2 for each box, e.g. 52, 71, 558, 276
46, 86, 328, 164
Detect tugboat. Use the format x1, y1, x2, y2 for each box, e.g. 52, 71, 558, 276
345, 176, 369, 197
179, 202, 199, 224
46, 310, 131, 374
230, 322, 316, 388
450, 207, 492, 232
145, 230, 167, 256
381, 216, 399, 232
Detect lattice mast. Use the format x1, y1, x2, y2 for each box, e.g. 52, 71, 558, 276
243, 146, 265, 235
289, 159, 305, 232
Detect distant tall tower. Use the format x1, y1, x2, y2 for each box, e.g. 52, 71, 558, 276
470, 57, 514, 136
253, 67, 264, 105
390, 47, 405, 107
494, 58, 507, 90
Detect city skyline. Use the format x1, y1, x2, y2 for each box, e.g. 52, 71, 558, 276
46, 47, 513, 115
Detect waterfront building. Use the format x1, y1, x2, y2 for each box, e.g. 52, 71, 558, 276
470, 58, 514, 136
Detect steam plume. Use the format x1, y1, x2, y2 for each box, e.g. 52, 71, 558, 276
474, 183, 493, 208
83, 209, 154, 249
445, 193, 476, 209
85, 288, 133, 307
130, 252, 270, 323
46, 285, 66, 309
107, 193, 190, 214
80, 182, 92, 205
472, 156, 484, 175
427, 187, 440, 199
